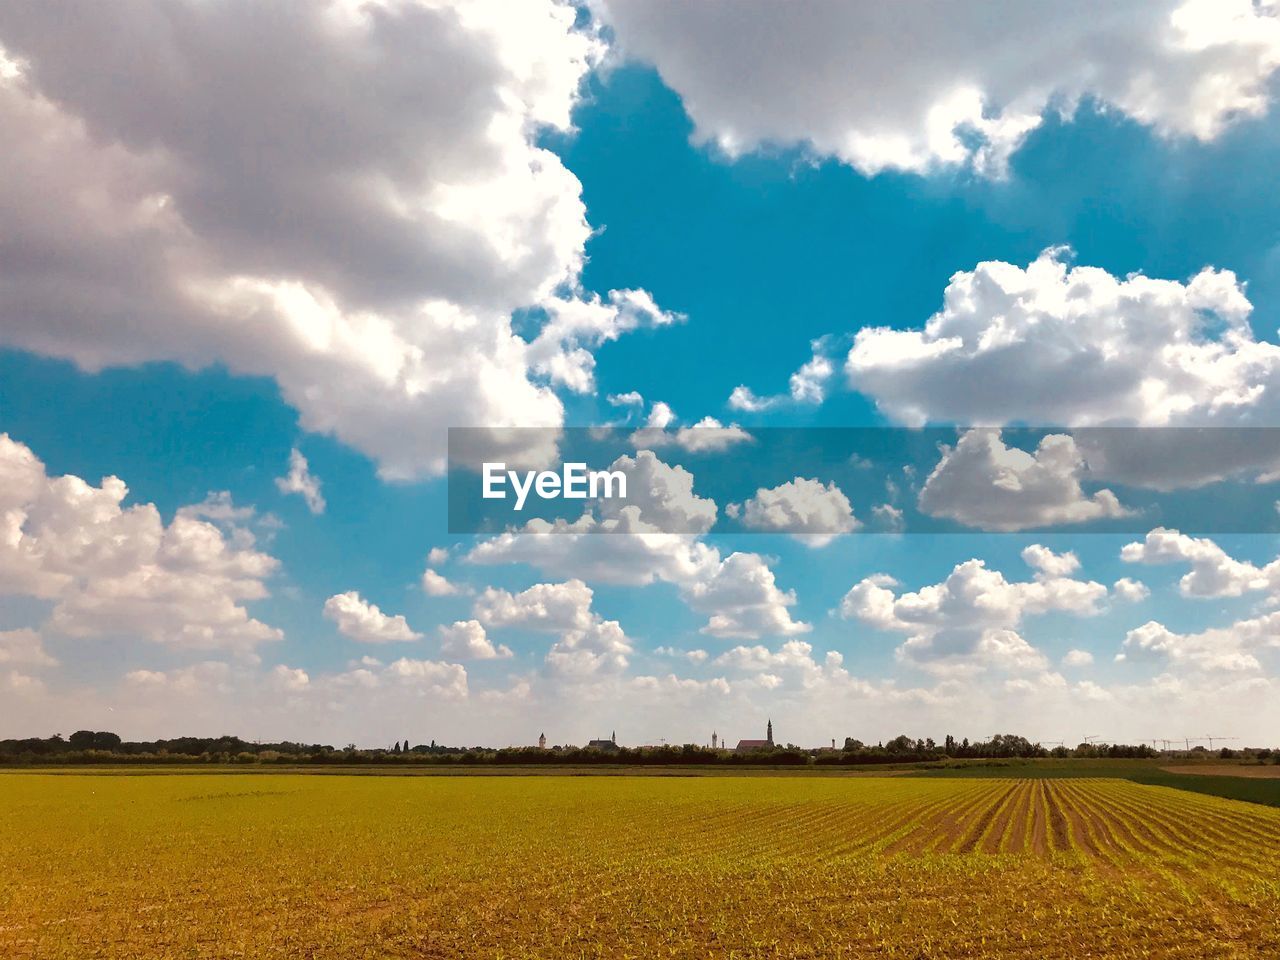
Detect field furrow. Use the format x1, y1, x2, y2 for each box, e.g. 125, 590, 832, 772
3, 772, 1279, 959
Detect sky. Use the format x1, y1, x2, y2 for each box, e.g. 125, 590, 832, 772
3, 0, 1280, 748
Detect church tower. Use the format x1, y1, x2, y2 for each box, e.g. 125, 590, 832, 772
538, 732, 546, 750
712, 731, 718, 749
767, 719, 773, 745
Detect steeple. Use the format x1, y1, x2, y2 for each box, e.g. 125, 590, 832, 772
611, 730, 616, 745
766, 719, 773, 745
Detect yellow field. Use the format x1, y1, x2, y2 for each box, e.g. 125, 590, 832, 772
2, 774, 1278, 958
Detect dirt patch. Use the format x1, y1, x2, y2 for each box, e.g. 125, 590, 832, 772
1162, 764, 1280, 779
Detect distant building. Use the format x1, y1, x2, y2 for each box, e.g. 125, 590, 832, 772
711, 731, 718, 749
538, 732, 546, 750
735, 719, 775, 753
587, 730, 619, 752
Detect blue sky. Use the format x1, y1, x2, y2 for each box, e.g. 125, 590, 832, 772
3, 1, 1280, 747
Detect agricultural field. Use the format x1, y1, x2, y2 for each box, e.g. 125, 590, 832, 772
2, 773, 1278, 958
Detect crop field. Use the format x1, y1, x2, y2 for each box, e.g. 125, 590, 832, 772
2, 774, 1279, 958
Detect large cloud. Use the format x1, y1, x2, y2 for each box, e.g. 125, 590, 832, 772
474, 579, 632, 677
730, 477, 859, 546
1121, 528, 1280, 597
1119, 615, 1280, 672
683, 552, 811, 639
0, 0, 673, 478
918, 430, 1129, 531
840, 545, 1107, 674
323, 591, 422, 644
0, 434, 281, 653
846, 249, 1270, 428
593, 0, 1280, 176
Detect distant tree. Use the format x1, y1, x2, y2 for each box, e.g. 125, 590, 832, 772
93, 732, 121, 750
68, 730, 95, 750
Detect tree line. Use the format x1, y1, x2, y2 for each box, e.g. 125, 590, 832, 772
3, 730, 1274, 766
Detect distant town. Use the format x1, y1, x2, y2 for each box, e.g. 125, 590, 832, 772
3, 722, 1273, 767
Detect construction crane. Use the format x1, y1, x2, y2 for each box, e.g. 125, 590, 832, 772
1205, 735, 1239, 750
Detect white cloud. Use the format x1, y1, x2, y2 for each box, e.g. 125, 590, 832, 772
375, 658, 469, 699
1062, 649, 1095, 668
527, 289, 683, 393
846, 250, 1277, 438
438, 619, 512, 661
731, 477, 859, 546
323, 591, 422, 644
0, 1, 676, 479
275, 448, 325, 514
919, 430, 1129, 531
0, 628, 56, 667
600, 450, 718, 534
594, 0, 1280, 176
632, 402, 754, 453
1021, 545, 1081, 579
422, 568, 463, 597
871, 503, 905, 532
125, 661, 232, 695
607, 391, 645, 408
1118, 615, 1280, 672
0, 434, 281, 652
683, 552, 811, 639
270, 664, 311, 692
654, 646, 709, 664
1112, 577, 1151, 602
840, 549, 1107, 674
1121, 527, 1280, 597
728, 341, 836, 412
468, 520, 720, 587
474, 579, 631, 677
426, 547, 451, 566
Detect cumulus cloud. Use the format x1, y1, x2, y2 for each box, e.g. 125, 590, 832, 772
275, 448, 325, 514
683, 552, 811, 639
323, 591, 422, 644
422, 568, 463, 597
0, 434, 281, 652
526, 289, 683, 393
1143, 529, 1280, 596
631, 402, 753, 453
126, 661, 233, 695
1062, 649, 1095, 668
1121, 527, 1280, 597
0, 1, 678, 479
845, 249, 1280, 436
362, 658, 469, 699
466, 450, 806, 639
594, 0, 1280, 176
918, 430, 1129, 531
270, 664, 311, 692
600, 450, 718, 534
840, 547, 1107, 674
468, 520, 720, 587
730, 477, 859, 546
0, 628, 56, 667
728, 341, 836, 412
1112, 577, 1151, 602
474, 579, 631, 677
1118, 614, 1280, 672
438, 619, 512, 661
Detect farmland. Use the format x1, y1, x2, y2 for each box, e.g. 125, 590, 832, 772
2, 774, 1278, 958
